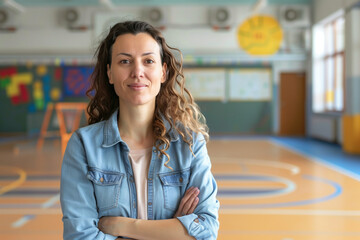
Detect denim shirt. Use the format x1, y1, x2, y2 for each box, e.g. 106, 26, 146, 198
60, 110, 220, 240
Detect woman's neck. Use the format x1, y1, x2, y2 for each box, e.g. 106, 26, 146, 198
118, 102, 155, 150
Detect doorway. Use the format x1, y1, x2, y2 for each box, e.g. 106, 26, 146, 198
279, 72, 306, 136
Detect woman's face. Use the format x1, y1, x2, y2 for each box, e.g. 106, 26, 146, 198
107, 33, 166, 108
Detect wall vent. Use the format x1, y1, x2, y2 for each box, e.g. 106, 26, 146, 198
278, 5, 310, 28
58, 8, 90, 31
142, 7, 167, 30
209, 7, 234, 30
0, 8, 16, 32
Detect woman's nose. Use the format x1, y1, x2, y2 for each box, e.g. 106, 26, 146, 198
131, 61, 144, 79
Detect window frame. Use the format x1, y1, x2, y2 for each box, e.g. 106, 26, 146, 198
312, 12, 345, 113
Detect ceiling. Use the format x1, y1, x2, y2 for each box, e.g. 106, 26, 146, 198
0, 0, 311, 7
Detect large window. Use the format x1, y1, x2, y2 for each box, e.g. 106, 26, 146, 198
312, 11, 345, 113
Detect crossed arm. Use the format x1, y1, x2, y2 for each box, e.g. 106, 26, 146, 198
61, 132, 219, 240
98, 187, 200, 240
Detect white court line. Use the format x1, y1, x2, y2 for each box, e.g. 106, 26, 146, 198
12, 215, 35, 228
42, 193, 60, 208
214, 157, 300, 175
220, 208, 360, 216
11, 193, 60, 228
269, 139, 360, 182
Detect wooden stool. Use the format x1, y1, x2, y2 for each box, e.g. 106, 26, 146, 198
37, 102, 88, 157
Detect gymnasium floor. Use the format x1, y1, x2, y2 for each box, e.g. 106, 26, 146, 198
1, 136, 360, 240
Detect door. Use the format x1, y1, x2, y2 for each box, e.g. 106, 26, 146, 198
279, 72, 306, 136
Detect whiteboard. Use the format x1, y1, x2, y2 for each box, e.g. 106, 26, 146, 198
228, 69, 272, 101
183, 68, 226, 101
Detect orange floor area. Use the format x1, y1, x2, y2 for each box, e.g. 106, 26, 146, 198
1, 138, 360, 240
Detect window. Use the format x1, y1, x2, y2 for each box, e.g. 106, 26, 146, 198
312, 12, 345, 113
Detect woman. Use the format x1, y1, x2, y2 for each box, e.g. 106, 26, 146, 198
60, 21, 219, 240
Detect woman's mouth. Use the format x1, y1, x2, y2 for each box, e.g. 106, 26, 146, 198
128, 83, 147, 90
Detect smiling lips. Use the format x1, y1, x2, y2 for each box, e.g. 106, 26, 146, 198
128, 83, 148, 90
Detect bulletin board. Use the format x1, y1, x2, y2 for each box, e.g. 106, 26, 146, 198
63, 66, 93, 97
228, 69, 272, 101
0, 65, 63, 112
0, 65, 92, 109
0, 64, 92, 133
183, 68, 226, 101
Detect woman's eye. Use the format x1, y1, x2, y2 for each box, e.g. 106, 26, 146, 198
145, 59, 154, 64
120, 59, 130, 64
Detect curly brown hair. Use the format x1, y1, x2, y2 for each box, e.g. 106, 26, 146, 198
86, 21, 208, 169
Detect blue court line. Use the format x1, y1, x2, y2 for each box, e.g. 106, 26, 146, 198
218, 188, 286, 195
1, 189, 59, 196
0, 135, 34, 144
221, 174, 342, 209
215, 175, 286, 181
211, 135, 271, 141
0, 203, 61, 208
271, 136, 360, 181
215, 174, 296, 198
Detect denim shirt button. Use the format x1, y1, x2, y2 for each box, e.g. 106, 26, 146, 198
148, 202, 152, 206
100, 177, 104, 183
148, 177, 152, 181
179, 177, 183, 183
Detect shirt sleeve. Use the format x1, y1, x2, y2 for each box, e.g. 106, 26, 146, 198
177, 133, 220, 240
60, 131, 117, 240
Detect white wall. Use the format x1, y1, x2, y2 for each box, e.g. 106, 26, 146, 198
345, 7, 360, 115
313, 0, 360, 23
345, 7, 360, 78
0, 4, 311, 134
0, 5, 301, 55
0, 7, 97, 55
313, 0, 343, 23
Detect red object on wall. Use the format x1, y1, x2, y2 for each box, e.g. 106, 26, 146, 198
11, 84, 30, 105
54, 67, 62, 80
0, 67, 17, 78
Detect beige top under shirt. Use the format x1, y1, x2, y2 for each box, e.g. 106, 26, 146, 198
129, 147, 152, 220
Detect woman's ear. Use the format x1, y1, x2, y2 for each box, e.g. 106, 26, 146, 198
107, 64, 113, 84
161, 62, 167, 83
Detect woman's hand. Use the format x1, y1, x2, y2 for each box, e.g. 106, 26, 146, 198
173, 187, 200, 218
99, 216, 123, 236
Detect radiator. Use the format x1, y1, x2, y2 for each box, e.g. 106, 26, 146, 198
309, 115, 337, 142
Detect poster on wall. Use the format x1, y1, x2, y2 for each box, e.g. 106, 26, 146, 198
63, 66, 93, 97
183, 68, 226, 101
228, 69, 272, 101
0, 67, 33, 105
237, 15, 283, 55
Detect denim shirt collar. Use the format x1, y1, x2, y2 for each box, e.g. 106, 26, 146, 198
102, 109, 179, 148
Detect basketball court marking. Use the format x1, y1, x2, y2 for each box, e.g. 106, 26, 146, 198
1, 138, 360, 240
0, 166, 27, 196
270, 138, 360, 182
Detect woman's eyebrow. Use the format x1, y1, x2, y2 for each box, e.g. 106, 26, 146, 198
142, 52, 155, 56
115, 52, 156, 57
116, 53, 132, 57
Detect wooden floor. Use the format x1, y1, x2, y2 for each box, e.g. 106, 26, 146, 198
1, 137, 360, 240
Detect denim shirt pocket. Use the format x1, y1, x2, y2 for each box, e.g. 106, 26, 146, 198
87, 167, 124, 211
158, 168, 190, 211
